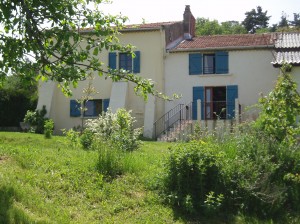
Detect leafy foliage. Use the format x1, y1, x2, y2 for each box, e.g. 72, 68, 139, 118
86, 108, 142, 151
23, 105, 48, 133
195, 18, 246, 36
242, 6, 271, 33
0, 75, 37, 127
256, 65, 300, 144
0, 0, 163, 100
44, 119, 54, 139
162, 124, 300, 218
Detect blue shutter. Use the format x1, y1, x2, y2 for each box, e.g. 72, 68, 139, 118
216, 51, 229, 74
109, 52, 117, 69
189, 53, 202, 75
133, 51, 140, 73
103, 99, 110, 112
70, 100, 81, 117
226, 85, 238, 119
192, 86, 204, 120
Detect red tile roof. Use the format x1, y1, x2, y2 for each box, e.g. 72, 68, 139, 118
172, 33, 274, 51
80, 21, 181, 32
123, 21, 181, 30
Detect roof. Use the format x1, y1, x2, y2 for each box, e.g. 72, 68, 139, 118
273, 51, 300, 65
80, 21, 181, 33
273, 32, 300, 65
171, 33, 274, 52
275, 32, 300, 48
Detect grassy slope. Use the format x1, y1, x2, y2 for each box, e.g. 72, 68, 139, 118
0, 132, 178, 224
1, 132, 298, 224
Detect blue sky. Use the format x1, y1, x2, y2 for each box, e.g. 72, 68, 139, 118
100, 0, 299, 25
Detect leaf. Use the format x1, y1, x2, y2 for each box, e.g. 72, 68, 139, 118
93, 47, 99, 56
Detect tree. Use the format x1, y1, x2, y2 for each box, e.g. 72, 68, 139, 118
278, 12, 289, 28
242, 6, 271, 33
290, 13, 300, 27
196, 18, 246, 36
0, 75, 37, 127
0, 0, 164, 100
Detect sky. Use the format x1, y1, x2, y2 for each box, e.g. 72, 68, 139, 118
100, 0, 299, 26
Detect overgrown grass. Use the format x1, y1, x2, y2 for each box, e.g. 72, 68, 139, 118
0, 132, 299, 223
0, 132, 177, 223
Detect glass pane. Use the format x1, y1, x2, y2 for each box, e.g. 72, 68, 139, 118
203, 55, 215, 74
84, 101, 94, 117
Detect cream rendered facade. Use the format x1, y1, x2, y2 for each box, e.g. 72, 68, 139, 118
37, 28, 167, 137
165, 49, 279, 121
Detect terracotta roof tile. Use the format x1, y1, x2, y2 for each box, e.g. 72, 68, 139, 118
173, 33, 274, 51
80, 21, 181, 32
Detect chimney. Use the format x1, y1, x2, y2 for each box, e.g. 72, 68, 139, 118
183, 5, 195, 40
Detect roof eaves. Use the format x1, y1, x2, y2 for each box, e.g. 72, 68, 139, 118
169, 45, 275, 53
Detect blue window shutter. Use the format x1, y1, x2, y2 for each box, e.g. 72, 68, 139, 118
192, 86, 204, 120
216, 51, 229, 74
133, 51, 140, 73
226, 85, 238, 119
103, 99, 110, 112
189, 53, 202, 75
109, 52, 117, 69
70, 100, 81, 117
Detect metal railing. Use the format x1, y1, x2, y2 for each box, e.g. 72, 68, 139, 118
153, 102, 193, 139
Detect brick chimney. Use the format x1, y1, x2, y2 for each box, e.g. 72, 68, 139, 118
183, 5, 195, 39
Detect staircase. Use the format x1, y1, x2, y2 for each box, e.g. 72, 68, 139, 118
154, 102, 193, 142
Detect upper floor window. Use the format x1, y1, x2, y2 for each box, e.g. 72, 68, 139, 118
109, 51, 140, 73
119, 53, 133, 72
189, 52, 228, 75
203, 54, 215, 74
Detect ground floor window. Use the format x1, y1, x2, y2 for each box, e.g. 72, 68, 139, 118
70, 99, 110, 117
204, 86, 226, 119
192, 85, 238, 120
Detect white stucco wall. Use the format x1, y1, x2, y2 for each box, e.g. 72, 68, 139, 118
164, 49, 279, 121
37, 29, 166, 134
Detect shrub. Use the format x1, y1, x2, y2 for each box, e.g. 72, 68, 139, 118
163, 125, 300, 218
62, 129, 80, 149
163, 141, 226, 215
80, 129, 94, 150
86, 108, 141, 151
24, 105, 47, 133
44, 119, 54, 139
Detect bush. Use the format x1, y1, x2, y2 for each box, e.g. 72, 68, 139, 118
24, 105, 47, 134
80, 129, 94, 150
86, 108, 141, 151
163, 141, 225, 215
162, 125, 300, 218
44, 119, 54, 139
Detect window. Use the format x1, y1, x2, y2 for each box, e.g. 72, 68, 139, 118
203, 54, 215, 74
109, 51, 140, 73
70, 99, 110, 117
192, 85, 238, 120
189, 52, 228, 75
204, 87, 226, 119
84, 99, 102, 117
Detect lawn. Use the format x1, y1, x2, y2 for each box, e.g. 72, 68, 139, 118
0, 132, 299, 224
0, 132, 180, 224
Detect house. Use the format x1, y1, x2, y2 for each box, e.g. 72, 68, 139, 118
36, 5, 196, 138
36, 6, 300, 140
